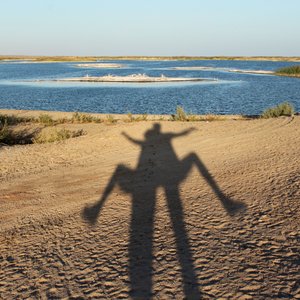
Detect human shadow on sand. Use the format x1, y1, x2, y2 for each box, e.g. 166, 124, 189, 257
82, 123, 246, 299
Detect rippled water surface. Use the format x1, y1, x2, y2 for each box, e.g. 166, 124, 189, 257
0, 60, 299, 115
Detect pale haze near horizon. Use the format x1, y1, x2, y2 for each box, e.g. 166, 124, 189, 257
1, 0, 299, 56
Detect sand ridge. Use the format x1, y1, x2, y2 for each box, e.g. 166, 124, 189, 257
0, 113, 299, 299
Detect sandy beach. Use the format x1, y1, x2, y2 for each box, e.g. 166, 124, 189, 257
0, 110, 299, 299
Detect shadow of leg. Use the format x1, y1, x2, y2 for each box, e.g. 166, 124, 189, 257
129, 191, 156, 300
82, 164, 134, 225
182, 153, 247, 216
165, 186, 202, 299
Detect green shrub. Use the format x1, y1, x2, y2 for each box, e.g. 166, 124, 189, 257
106, 115, 117, 124
136, 114, 148, 121
261, 102, 295, 118
33, 128, 85, 144
0, 120, 9, 143
171, 106, 188, 121
126, 112, 134, 122
125, 112, 148, 122
56, 117, 69, 124
38, 114, 54, 125
0, 121, 39, 145
0, 114, 34, 125
71, 112, 102, 123
276, 65, 300, 75
72, 112, 92, 123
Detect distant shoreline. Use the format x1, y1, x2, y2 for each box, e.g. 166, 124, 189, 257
1, 55, 300, 62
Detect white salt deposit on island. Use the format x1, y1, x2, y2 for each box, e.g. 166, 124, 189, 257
76, 63, 123, 68
55, 73, 213, 83
173, 66, 274, 75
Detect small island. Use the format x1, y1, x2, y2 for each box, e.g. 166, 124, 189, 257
76, 63, 123, 68
174, 65, 300, 78
173, 66, 274, 75
53, 73, 214, 83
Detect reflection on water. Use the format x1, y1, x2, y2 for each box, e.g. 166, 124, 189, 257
0, 60, 299, 115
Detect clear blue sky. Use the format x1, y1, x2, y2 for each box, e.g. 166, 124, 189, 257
1, 0, 299, 56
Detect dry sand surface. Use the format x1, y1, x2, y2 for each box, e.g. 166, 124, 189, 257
0, 112, 299, 299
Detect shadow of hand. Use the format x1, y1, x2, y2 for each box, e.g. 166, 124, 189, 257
223, 198, 247, 216
189, 127, 197, 131
82, 204, 99, 225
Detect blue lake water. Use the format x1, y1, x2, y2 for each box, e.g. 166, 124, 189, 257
0, 60, 299, 115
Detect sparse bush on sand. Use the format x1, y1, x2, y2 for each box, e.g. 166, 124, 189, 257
38, 114, 55, 125
261, 102, 294, 118
0, 121, 40, 145
32, 128, 85, 144
71, 112, 102, 123
0, 113, 34, 125
171, 106, 188, 121
125, 112, 148, 122
170, 106, 224, 122
0, 120, 9, 143
0, 114, 86, 145
125, 112, 135, 122
106, 115, 117, 124
136, 114, 148, 121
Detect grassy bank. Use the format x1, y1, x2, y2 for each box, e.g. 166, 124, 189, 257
0, 112, 86, 146
275, 65, 300, 78
0, 109, 248, 126
0, 102, 297, 146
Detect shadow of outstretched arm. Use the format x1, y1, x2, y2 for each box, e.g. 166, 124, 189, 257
170, 127, 196, 138
122, 132, 143, 145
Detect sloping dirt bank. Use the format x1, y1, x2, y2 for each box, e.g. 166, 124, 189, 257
0, 111, 299, 299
